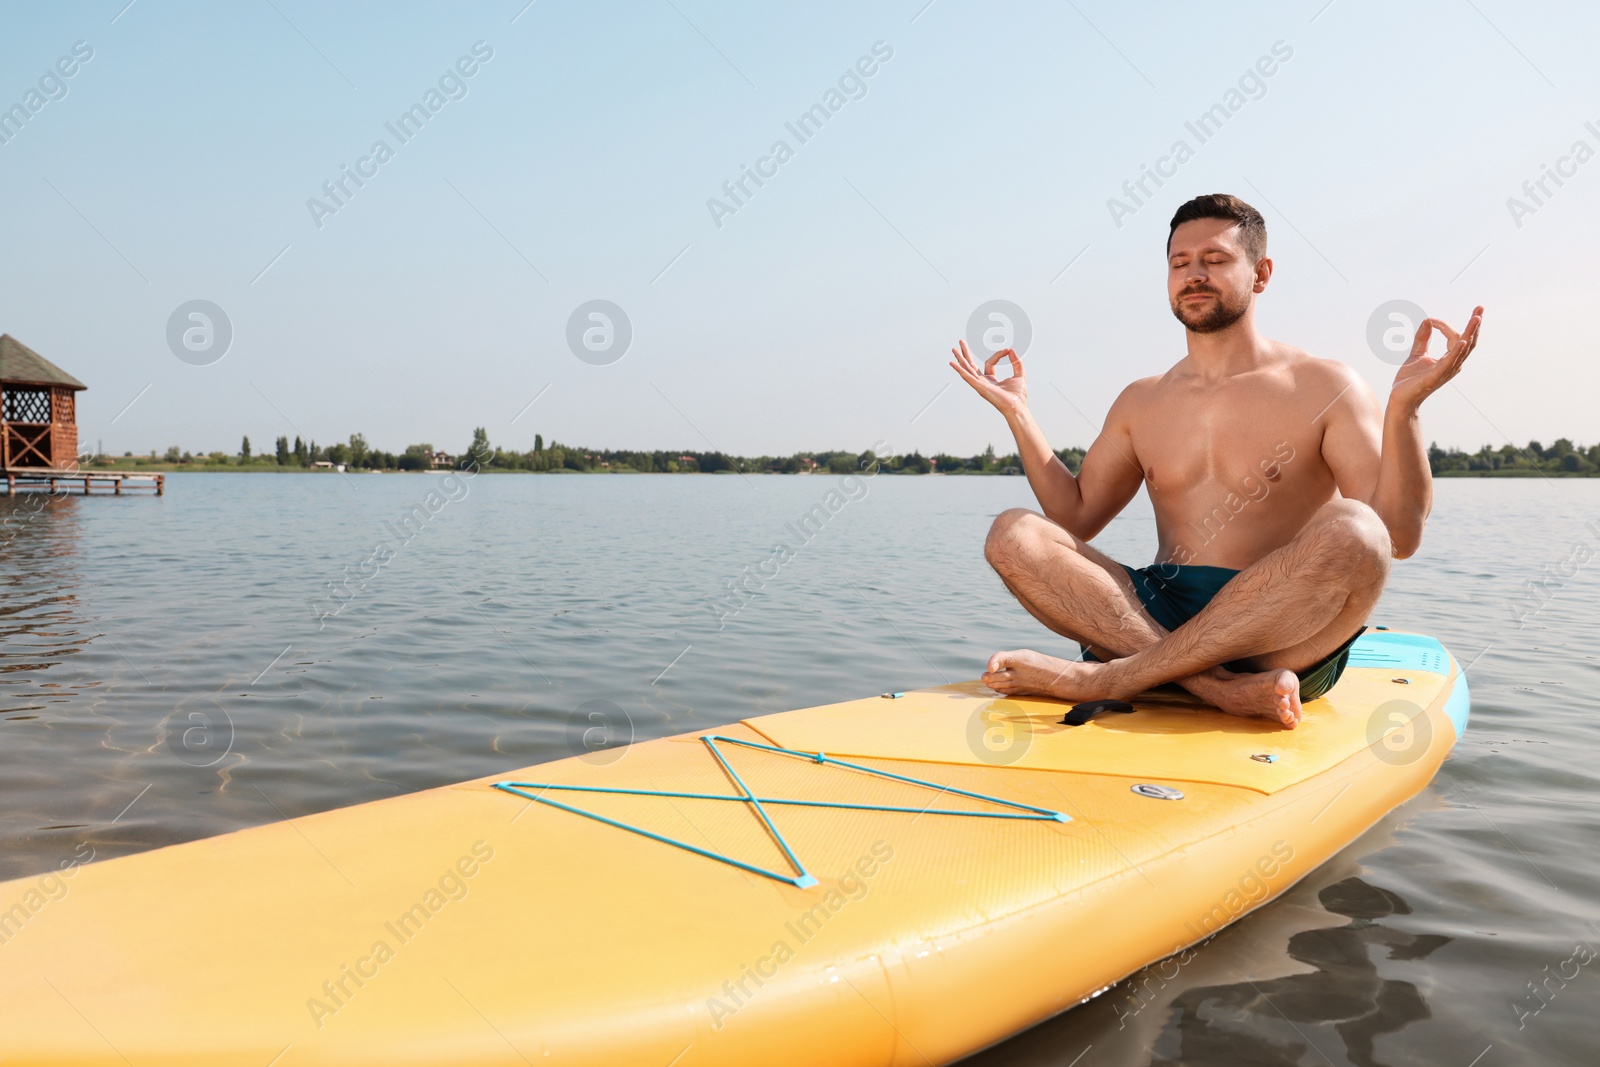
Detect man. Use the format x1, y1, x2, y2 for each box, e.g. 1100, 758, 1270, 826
950, 193, 1482, 727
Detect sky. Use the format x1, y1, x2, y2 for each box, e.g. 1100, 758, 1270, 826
1, 0, 1595, 459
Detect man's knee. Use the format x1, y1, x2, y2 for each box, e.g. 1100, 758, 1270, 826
985, 508, 1049, 571
1306, 499, 1391, 580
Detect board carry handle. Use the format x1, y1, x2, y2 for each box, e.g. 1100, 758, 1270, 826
1060, 699, 1136, 727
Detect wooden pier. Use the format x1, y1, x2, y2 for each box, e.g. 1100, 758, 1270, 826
4, 468, 164, 496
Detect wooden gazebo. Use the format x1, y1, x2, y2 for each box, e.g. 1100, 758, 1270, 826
0, 335, 159, 495
1, 334, 84, 469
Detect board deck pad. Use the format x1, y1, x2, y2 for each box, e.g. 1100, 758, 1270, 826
749, 633, 1450, 794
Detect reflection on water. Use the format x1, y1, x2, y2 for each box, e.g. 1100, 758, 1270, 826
1, 493, 87, 696
3, 475, 1599, 1065
1152, 877, 1449, 1067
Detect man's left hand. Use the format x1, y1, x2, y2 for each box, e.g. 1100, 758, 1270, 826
1391, 305, 1483, 412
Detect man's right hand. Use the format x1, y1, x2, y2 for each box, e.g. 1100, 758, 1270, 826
950, 339, 1028, 418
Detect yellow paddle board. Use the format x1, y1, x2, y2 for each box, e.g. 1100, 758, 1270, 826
0, 629, 1467, 1065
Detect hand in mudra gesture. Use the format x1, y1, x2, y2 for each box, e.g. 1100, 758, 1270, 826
1392, 304, 1483, 411
950, 339, 1028, 417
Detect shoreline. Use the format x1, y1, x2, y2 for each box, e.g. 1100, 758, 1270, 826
66, 466, 1029, 476
39, 465, 1600, 478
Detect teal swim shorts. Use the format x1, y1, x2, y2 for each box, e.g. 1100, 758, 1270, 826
1081, 562, 1365, 702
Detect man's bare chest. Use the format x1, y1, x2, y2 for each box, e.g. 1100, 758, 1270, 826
1132, 384, 1327, 494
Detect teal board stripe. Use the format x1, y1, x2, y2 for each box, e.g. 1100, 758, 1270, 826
1442, 659, 1472, 740
1348, 630, 1452, 675
1354, 631, 1470, 743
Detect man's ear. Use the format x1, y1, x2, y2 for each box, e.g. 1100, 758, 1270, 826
1253, 256, 1273, 293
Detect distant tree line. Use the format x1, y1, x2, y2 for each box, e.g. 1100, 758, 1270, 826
135, 434, 440, 470
117, 432, 1599, 478
117, 431, 1090, 475
1429, 439, 1600, 475
453, 427, 1086, 476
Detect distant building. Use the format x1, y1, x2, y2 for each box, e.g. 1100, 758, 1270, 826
431, 451, 454, 469
1, 334, 86, 469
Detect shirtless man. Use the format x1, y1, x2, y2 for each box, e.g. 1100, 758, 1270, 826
950, 193, 1483, 727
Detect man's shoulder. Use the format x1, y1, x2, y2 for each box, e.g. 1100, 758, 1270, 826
1113, 372, 1172, 403
1274, 343, 1363, 387
1103, 374, 1170, 426
1273, 344, 1380, 425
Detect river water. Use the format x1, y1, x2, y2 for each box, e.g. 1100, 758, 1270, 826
2, 472, 1595, 1065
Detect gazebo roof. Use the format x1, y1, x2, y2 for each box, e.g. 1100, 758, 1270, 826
0, 334, 87, 390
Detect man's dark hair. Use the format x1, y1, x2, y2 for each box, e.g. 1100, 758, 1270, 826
1167, 194, 1267, 263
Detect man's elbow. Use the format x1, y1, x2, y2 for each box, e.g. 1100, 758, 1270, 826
1043, 508, 1092, 540
1390, 532, 1421, 561
1373, 500, 1425, 561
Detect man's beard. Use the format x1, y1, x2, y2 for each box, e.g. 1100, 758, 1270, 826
1171, 287, 1249, 333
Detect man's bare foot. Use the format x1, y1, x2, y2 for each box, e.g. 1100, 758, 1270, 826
982, 650, 1301, 728
1202, 666, 1303, 728
981, 648, 1112, 701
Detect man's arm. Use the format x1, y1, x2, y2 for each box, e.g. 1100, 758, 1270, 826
949, 341, 1144, 539
1369, 394, 1432, 560
1322, 306, 1484, 559
1376, 307, 1482, 556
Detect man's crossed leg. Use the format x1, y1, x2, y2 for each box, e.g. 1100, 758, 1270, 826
979, 499, 1391, 726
